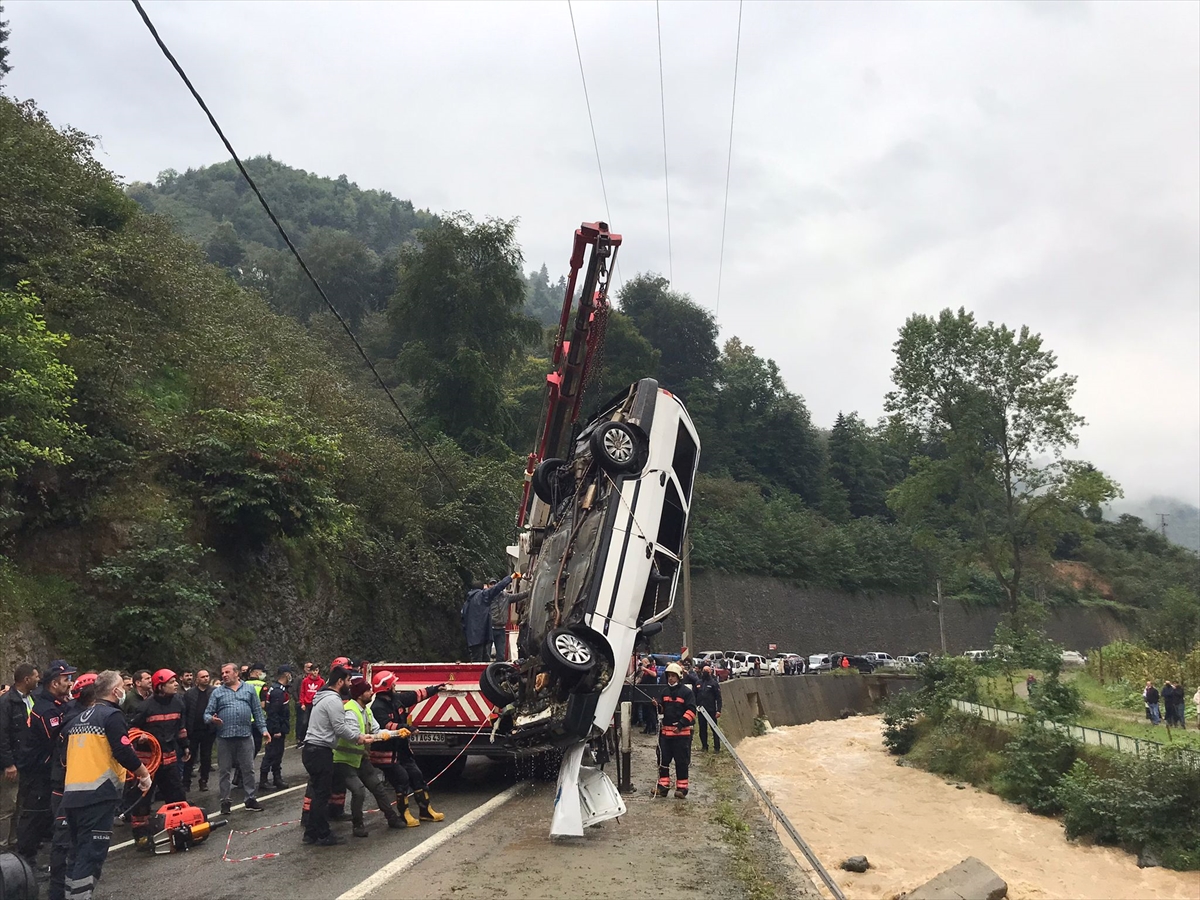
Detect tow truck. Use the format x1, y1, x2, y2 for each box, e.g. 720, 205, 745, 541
372, 221, 700, 835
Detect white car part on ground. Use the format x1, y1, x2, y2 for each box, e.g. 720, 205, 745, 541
550, 741, 626, 838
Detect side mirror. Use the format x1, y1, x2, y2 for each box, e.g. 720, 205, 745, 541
638, 622, 664, 638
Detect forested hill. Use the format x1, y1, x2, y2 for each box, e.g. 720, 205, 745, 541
3, 94, 1197, 673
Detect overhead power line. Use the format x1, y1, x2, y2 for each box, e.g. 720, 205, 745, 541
129, 0, 455, 493
567, 0, 622, 292
656, 0, 673, 285
715, 0, 743, 317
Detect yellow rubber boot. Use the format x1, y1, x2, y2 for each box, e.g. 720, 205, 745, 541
419, 790, 445, 822
402, 795, 420, 827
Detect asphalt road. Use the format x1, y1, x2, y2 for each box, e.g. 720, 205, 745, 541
92, 746, 516, 900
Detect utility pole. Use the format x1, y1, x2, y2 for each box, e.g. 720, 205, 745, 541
681, 539, 693, 659
1158, 513, 1169, 540
934, 578, 947, 655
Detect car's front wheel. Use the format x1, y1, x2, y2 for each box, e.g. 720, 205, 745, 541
541, 627, 596, 675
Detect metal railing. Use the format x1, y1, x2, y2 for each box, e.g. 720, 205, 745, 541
697, 707, 846, 900
952, 699, 1200, 763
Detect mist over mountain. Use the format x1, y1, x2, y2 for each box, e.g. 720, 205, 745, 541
1111, 497, 1200, 553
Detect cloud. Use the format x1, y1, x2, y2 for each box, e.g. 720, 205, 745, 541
5, 0, 1197, 503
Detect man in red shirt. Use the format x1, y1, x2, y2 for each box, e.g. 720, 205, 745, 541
296, 662, 324, 747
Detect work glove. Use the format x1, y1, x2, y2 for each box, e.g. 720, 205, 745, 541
513, 572, 523, 580
137, 773, 153, 793
398, 728, 412, 739
427, 683, 445, 697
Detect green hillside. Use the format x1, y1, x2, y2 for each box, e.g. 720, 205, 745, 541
3, 93, 1197, 672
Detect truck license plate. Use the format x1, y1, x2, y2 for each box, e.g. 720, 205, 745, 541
409, 732, 444, 744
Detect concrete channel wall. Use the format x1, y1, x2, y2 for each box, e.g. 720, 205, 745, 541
716, 673, 917, 744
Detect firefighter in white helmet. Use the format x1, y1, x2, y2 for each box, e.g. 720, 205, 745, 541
654, 662, 696, 798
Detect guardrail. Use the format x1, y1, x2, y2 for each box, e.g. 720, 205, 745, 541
952, 699, 1200, 763
697, 707, 846, 900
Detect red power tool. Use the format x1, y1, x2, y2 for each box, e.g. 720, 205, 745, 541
148, 802, 228, 854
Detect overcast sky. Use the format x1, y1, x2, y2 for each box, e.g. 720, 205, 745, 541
5, 0, 1198, 506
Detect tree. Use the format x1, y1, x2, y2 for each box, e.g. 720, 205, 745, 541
388, 213, 540, 450
886, 308, 1120, 615
828, 411, 888, 518
617, 273, 719, 393
0, 3, 11, 84
204, 221, 245, 270
700, 337, 825, 504
0, 286, 83, 514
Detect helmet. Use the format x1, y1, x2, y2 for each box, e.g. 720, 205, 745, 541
331, 657, 351, 671
70, 672, 98, 700
665, 662, 684, 679
372, 671, 396, 693
151, 669, 177, 690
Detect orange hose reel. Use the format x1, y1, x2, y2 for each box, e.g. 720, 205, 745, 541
126, 728, 162, 780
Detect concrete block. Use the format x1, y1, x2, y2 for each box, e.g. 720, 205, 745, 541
905, 856, 1008, 900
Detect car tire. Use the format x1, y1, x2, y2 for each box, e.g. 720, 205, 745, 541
589, 421, 643, 474
531, 457, 573, 504
541, 628, 596, 675
479, 662, 521, 708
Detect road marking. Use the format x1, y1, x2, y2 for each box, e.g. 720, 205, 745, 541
109, 782, 308, 853
335, 782, 528, 900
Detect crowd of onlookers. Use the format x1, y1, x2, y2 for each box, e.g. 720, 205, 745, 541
1143, 679, 1198, 729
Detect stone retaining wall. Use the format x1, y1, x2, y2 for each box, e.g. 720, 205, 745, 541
715, 673, 917, 744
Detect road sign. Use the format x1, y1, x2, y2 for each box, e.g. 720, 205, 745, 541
768, 643, 777, 651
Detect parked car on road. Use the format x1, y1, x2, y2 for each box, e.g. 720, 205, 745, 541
963, 649, 991, 662
772, 653, 806, 675
829, 653, 875, 674
1060, 650, 1087, 667
863, 652, 897, 668
808, 653, 832, 673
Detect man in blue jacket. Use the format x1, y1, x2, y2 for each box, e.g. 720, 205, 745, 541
461, 576, 513, 662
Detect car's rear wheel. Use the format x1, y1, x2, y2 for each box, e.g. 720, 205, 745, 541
479, 662, 521, 708
541, 627, 596, 675
531, 457, 573, 504
590, 421, 643, 474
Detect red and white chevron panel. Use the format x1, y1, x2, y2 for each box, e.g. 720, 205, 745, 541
411, 691, 493, 727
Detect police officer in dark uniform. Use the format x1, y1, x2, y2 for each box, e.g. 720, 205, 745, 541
16, 659, 75, 864
258, 666, 293, 792
694, 664, 723, 752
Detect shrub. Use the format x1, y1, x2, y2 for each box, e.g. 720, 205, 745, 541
881, 690, 922, 755
86, 516, 222, 668
1057, 748, 1200, 870
1028, 675, 1083, 723
994, 719, 1077, 814
916, 712, 1005, 785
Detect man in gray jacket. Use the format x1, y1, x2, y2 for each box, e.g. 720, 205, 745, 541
300, 666, 370, 846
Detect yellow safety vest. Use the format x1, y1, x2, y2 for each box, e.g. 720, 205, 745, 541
333, 700, 368, 768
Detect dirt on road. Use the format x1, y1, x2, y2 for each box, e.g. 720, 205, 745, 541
738, 715, 1200, 900
367, 732, 818, 900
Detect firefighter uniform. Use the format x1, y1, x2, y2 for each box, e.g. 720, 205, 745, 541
371, 679, 445, 822
61, 699, 145, 900
655, 665, 696, 798
128, 682, 188, 845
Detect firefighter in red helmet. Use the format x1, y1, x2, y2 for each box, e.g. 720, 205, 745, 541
128, 669, 189, 847
369, 672, 447, 823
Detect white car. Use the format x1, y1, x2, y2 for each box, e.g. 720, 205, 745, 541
808, 653, 832, 673
895, 655, 922, 669
963, 649, 991, 662
1061, 650, 1087, 667
483, 377, 700, 749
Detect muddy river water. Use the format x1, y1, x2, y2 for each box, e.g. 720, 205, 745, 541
738, 716, 1200, 900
